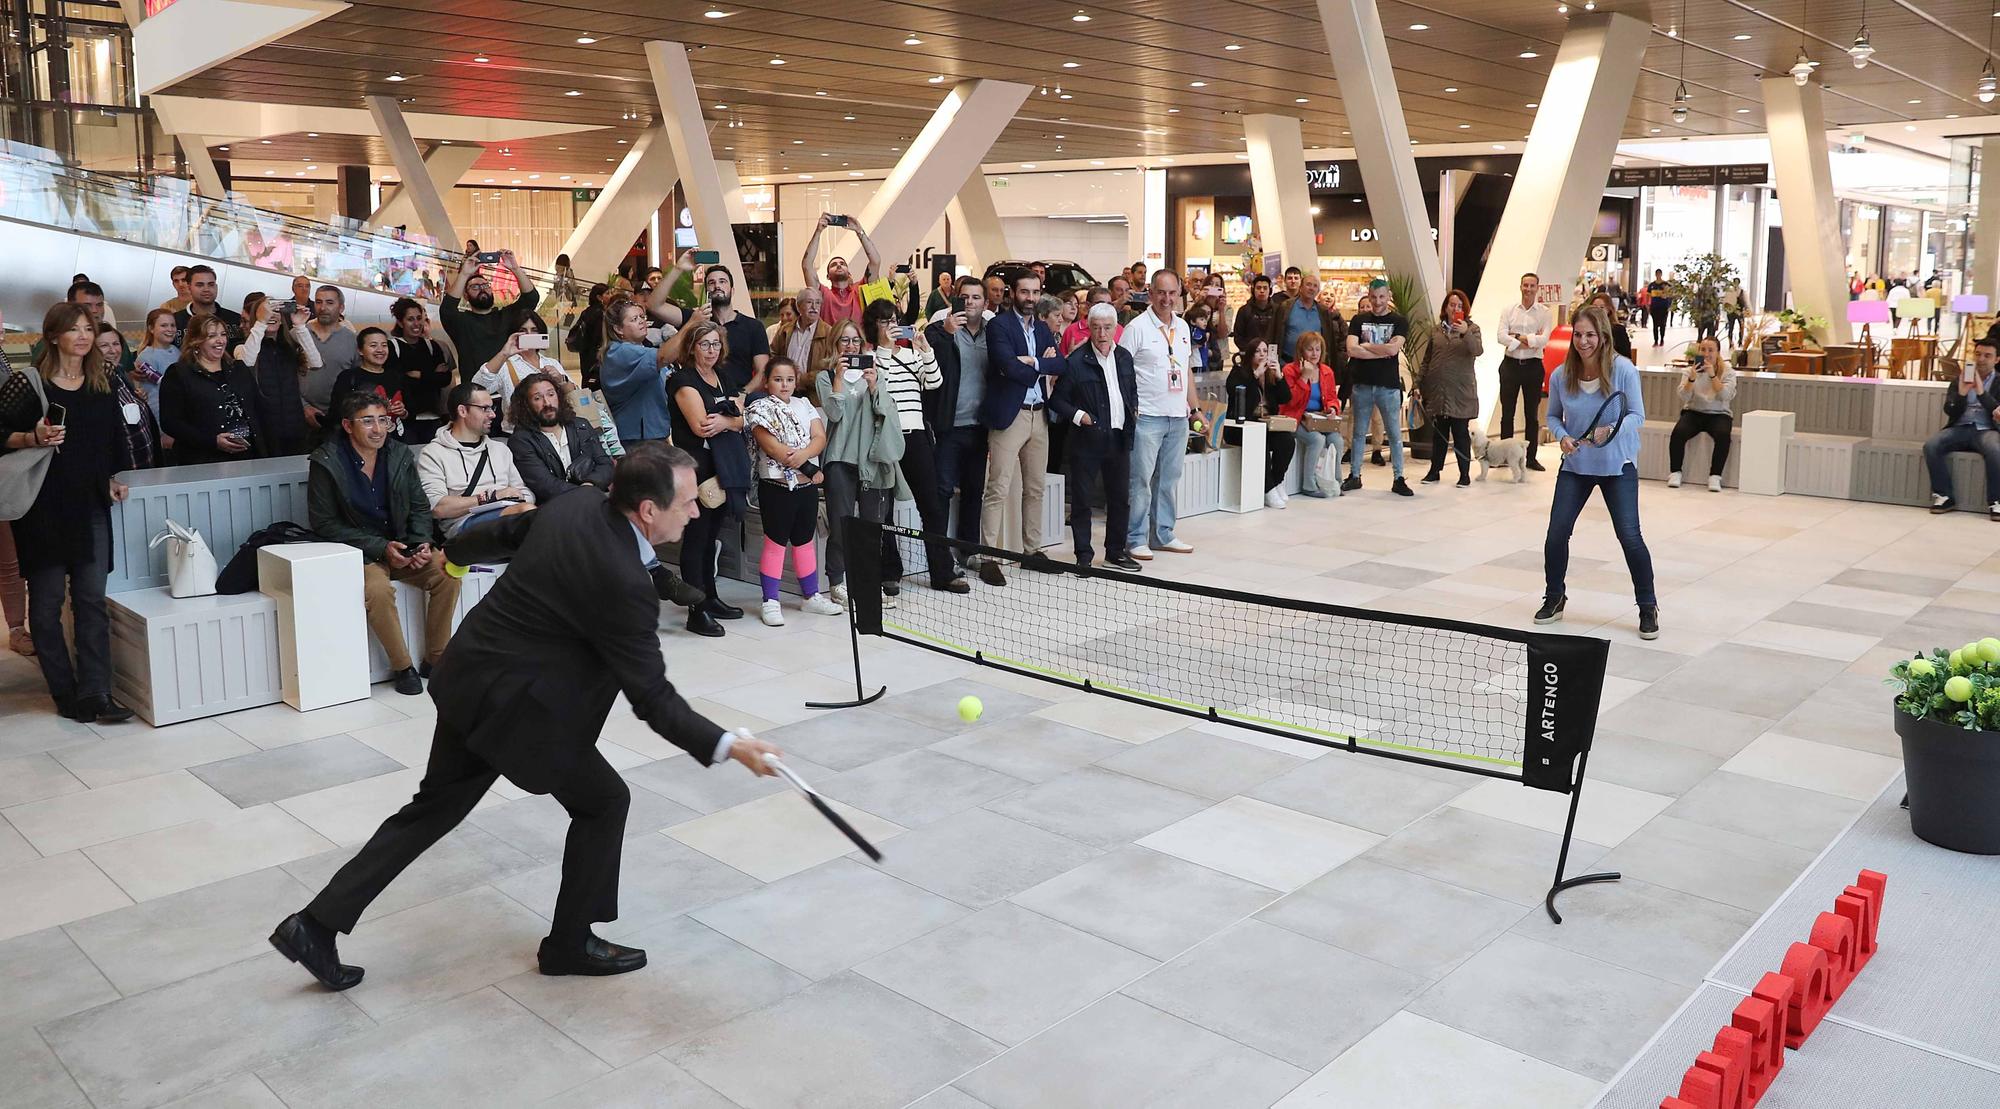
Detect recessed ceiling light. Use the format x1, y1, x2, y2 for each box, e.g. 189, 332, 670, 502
1063, 60, 1080, 68
1949, 113, 1962, 118
560, 175, 572, 181
294, 171, 305, 177
1444, 87, 1458, 93
1737, 107, 1750, 113
473, 55, 489, 62
1907, 99, 1922, 105
1295, 97, 1309, 103
850, 171, 863, 176
904, 34, 922, 45
792, 139, 804, 144
216, 146, 228, 151
1071, 10, 1091, 21
565, 89, 581, 96
616, 139, 628, 145
1059, 92, 1072, 99
483, 178, 494, 183
605, 158, 615, 162
1167, 108, 1179, 113
1021, 163, 1037, 168
306, 164, 318, 169
385, 72, 406, 81
1733, 33, 1752, 40
1650, 127, 1662, 132
1410, 23, 1429, 30
798, 174, 813, 179
510, 179, 521, 184
1189, 80, 1206, 87
1493, 143, 1506, 149
575, 35, 597, 44
1225, 43, 1241, 50
1518, 50, 1539, 59
1906, 124, 1918, 131
260, 139, 272, 144
843, 114, 857, 121
1526, 102, 1539, 108
263, 169, 274, 176
528, 173, 539, 179
928, 74, 946, 83
306, 132, 319, 137
556, 145, 565, 150
1234, 153, 1249, 159
815, 90, 827, 96
769, 56, 785, 65
1458, 123, 1471, 128
704, 9, 730, 18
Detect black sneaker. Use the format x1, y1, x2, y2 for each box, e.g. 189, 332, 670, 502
1930, 494, 1955, 514
1421, 471, 1441, 485
390, 667, 424, 696
1106, 554, 1142, 573
1456, 474, 1471, 487
1341, 475, 1362, 492
883, 581, 902, 597
1639, 605, 1660, 640
1370, 449, 1385, 467
1391, 478, 1414, 497
1534, 596, 1566, 625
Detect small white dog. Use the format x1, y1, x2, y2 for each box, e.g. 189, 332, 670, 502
1471, 430, 1529, 483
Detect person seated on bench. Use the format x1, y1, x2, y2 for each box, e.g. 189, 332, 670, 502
507, 372, 614, 502
418, 383, 537, 540
1925, 334, 2000, 519
308, 393, 461, 695
1667, 336, 1736, 492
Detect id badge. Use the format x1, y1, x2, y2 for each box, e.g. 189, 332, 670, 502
1168, 367, 1184, 393
121, 402, 142, 425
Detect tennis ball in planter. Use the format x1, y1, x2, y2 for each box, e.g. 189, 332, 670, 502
1963, 643, 1984, 668
1980, 638, 2000, 664
1949, 649, 1966, 671
1909, 658, 1936, 678
1947, 675, 1975, 702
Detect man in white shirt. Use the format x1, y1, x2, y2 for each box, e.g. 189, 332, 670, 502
1119, 269, 1195, 558
417, 383, 537, 539
1498, 271, 1553, 472
1053, 303, 1140, 571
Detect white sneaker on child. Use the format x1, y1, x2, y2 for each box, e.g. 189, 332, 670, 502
802, 593, 843, 616
1707, 475, 1723, 492
759, 600, 785, 627
1666, 471, 1683, 489
1264, 489, 1287, 509
830, 583, 849, 609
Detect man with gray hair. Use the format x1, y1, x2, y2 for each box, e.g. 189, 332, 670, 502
303, 284, 359, 435
1052, 302, 1140, 571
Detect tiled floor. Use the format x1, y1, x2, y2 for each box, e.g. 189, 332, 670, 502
1, 465, 1981, 1107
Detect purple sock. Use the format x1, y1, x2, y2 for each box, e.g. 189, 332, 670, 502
799, 570, 820, 597
760, 574, 781, 602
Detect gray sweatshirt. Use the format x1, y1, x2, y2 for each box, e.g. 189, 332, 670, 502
1678, 366, 1736, 415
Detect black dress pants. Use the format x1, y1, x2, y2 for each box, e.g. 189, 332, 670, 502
1497, 357, 1544, 463
1065, 428, 1132, 563
678, 502, 731, 602
307, 718, 631, 945
898, 428, 957, 586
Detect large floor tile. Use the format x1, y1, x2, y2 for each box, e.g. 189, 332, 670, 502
470, 784, 696, 862
1663, 770, 1866, 852
536, 1055, 737, 1109
1447, 777, 1671, 850
819, 750, 1029, 828
0, 752, 87, 808
1597, 693, 1775, 759
856, 902, 1156, 1045
1137, 796, 1380, 892
497, 916, 808, 1067
872, 677, 1052, 737
256, 987, 607, 1107
1510, 875, 1757, 987
1364, 808, 1610, 907
1718, 731, 1903, 802
1645, 642, 1848, 720
494, 832, 760, 938
1096, 728, 1303, 800
1776, 693, 1904, 757
0, 927, 118, 1031
1730, 619, 1881, 663
336, 884, 547, 1022
1583, 731, 1726, 797
1275, 1010, 1599, 1108
61, 867, 316, 996
867, 806, 1101, 908
0, 708, 98, 759
3, 771, 239, 857
1012, 845, 1279, 961
186, 734, 403, 809
1027, 695, 1190, 743
1595, 813, 1817, 914
982, 766, 1212, 850
667, 790, 904, 883
928, 715, 1130, 782
151, 1074, 286, 1108
0, 817, 37, 868
272, 767, 424, 846
215, 697, 409, 750
281, 825, 538, 925
1246, 754, 1472, 834
665, 972, 1001, 1109
0, 1027, 92, 1109
1408, 933, 1688, 1081
82, 804, 334, 903
691, 858, 965, 979
49, 722, 258, 788
625, 750, 838, 815
39, 953, 374, 1109
956, 993, 1306, 1109
758, 706, 951, 771
1257, 858, 1526, 978
0, 852, 132, 942
1124, 919, 1427, 1070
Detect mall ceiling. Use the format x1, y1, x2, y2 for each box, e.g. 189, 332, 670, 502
174, 0, 2000, 184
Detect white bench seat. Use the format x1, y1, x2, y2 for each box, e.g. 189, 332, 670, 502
109, 589, 284, 725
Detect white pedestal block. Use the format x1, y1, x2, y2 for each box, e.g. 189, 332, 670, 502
259, 543, 369, 712
1741, 409, 1795, 497
1219, 421, 1266, 513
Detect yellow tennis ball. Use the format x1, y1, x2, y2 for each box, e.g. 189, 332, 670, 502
1908, 658, 1935, 678
957, 695, 983, 723
444, 560, 468, 579
1979, 638, 2000, 664
1964, 642, 1983, 667
1947, 675, 1975, 702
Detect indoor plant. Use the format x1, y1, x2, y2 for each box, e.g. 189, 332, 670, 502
1888, 642, 2000, 853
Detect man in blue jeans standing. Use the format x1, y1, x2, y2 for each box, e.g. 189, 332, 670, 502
1119, 269, 1196, 559
1924, 334, 2000, 519
1342, 281, 1414, 497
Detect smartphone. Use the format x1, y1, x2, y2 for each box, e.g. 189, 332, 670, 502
892, 324, 914, 342
894, 264, 911, 275
518, 333, 549, 351
950, 294, 967, 314
45, 402, 66, 428
693, 249, 720, 265
826, 214, 850, 228
476, 251, 501, 265
842, 353, 875, 372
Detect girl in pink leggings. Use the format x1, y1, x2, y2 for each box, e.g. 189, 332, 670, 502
746, 358, 843, 627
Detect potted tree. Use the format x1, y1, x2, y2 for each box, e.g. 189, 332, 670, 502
1667, 253, 1739, 347
1889, 642, 2000, 853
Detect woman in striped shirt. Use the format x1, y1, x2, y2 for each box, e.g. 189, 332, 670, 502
862, 299, 967, 592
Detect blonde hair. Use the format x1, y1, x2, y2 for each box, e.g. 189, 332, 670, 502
1560, 305, 1616, 396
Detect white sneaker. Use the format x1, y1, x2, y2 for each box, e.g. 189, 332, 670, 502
1666, 471, 1683, 489
1707, 475, 1723, 493
830, 583, 849, 610
1265, 489, 1287, 509
1130, 546, 1154, 561
759, 600, 785, 627
802, 592, 843, 616
1158, 540, 1195, 553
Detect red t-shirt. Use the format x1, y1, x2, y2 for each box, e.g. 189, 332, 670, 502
821, 282, 863, 328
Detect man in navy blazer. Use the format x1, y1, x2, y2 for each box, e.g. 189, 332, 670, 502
1052, 303, 1141, 571
976, 271, 1066, 586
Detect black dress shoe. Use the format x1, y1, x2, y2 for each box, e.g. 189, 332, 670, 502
1526, 458, 1547, 472
538, 934, 647, 977
703, 596, 745, 620
79, 696, 135, 724
978, 561, 1007, 587
882, 581, 901, 597
686, 608, 726, 637
270, 912, 364, 991
934, 577, 972, 594
651, 564, 708, 606
390, 667, 424, 696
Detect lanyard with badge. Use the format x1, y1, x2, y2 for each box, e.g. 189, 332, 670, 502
1147, 311, 1184, 394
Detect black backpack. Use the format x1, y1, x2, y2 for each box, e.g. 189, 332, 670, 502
216, 521, 319, 594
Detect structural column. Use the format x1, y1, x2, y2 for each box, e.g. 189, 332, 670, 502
177, 135, 228, 200
944, 169, 1010, 277
370, 142, 483, 233
557, 125, 681, 285
646, 42, 743, 288
1241, 114, 1317, 281
1317, 0, 1443, 312
1469, 12, 1649, 422
366, 95, 459, 247
1762, 74, 1852, 343
851, 79, 1031, 270
1974, 137, 2000, 300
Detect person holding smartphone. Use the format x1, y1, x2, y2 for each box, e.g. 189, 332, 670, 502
0, 303, 134, 722
160, 314, 265, 465
443, 247, 540, 381
1921, 335, 2000, 518
1224, 338, 1296, 509
803, 213, 883, 329
1419, 289, 1483, 487
1666, 336, 1737, 492
472, 315, 568, 434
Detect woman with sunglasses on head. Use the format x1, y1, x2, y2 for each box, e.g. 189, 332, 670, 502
665, 320, 753, 636
1538, 304, 1656, 640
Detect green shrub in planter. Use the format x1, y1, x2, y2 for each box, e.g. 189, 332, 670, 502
1889, 645, 2000, 854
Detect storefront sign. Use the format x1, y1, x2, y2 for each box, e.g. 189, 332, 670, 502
1609, 163, 1768, 188
1305, 165, 1342, 190
1609, 167, 1662, 187
1349, 227, 1439, 242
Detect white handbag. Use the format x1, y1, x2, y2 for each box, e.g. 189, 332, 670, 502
0, 368, 54, 521
148, 520, 219, 598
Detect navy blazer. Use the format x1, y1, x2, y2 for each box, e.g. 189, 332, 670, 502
982, 308, 1067, 431
1051, 342, 1139, 452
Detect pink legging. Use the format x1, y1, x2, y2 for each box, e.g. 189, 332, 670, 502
760, 539, 819, 602
0, 521, 25, 630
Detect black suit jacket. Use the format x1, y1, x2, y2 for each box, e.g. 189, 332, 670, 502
509, 417, 616, 503
1052, 342, 1139, 452
922, 318, 984, 432
1941, 377, 2000, 428
429, 490, 722, 794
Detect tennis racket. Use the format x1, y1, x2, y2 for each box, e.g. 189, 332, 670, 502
1574, 389, 1631, 449
767, 755, 884, 862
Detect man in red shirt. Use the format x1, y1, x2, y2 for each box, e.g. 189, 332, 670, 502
802, 212, 883, 329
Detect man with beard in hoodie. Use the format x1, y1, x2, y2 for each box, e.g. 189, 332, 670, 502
417, 383, 537, 542
443, 247, 542, 382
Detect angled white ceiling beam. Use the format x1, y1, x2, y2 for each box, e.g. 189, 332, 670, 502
135, 0, 348, 97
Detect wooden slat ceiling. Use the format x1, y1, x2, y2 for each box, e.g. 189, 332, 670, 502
166, 0, 2000, 182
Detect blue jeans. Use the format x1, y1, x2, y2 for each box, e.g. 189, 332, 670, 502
1295, 428, 1342, 493
1922, 424, 2000, 501
1545, 462, 1656, 606
1348, 384, 1405, 478
1127, 414, 1187, 550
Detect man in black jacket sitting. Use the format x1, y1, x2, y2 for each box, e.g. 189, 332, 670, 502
507, 372, 615, 501
1925, 334, 2000, 519
1051, 303, 1141, 572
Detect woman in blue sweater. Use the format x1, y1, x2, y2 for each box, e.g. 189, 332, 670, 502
1537, 305, 1658, 640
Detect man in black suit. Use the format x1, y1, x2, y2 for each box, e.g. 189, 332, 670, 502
271, 444, 783, 986
1051, 303, 1140, 572
507, 371, 616, 502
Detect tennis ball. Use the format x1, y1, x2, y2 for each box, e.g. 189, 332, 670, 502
1979, 638, 2000, 664
1909, 658, 1935, 678
957, 695, 984, 723
1947, 675, 1975, 702
444, 560, 468, 579
1964, 642, 1984, 667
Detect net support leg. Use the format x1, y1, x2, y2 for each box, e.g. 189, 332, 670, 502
1544, 748, 1619, 924
806, 599, 886, 710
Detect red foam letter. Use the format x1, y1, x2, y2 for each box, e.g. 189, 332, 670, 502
1675, 1062, 1725, 1109
1739, 983, 1788, 1099
1841, 883, 1881, 960
1694, 1048, 1747, 1109
1778, 943, 1832, 1047
1855, 869, 1886, 916
1809, 911, 1858, 999
1712, 1027, 1761, 1108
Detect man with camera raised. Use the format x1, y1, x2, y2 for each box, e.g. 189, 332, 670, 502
803, 212, 883, 330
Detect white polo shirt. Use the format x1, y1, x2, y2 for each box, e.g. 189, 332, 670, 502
1118, 308, 1191, 418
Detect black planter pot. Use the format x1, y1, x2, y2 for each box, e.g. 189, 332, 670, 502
1893, 707, 2000, 855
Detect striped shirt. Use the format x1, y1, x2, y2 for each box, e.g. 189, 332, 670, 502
873, 344, 940, 433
